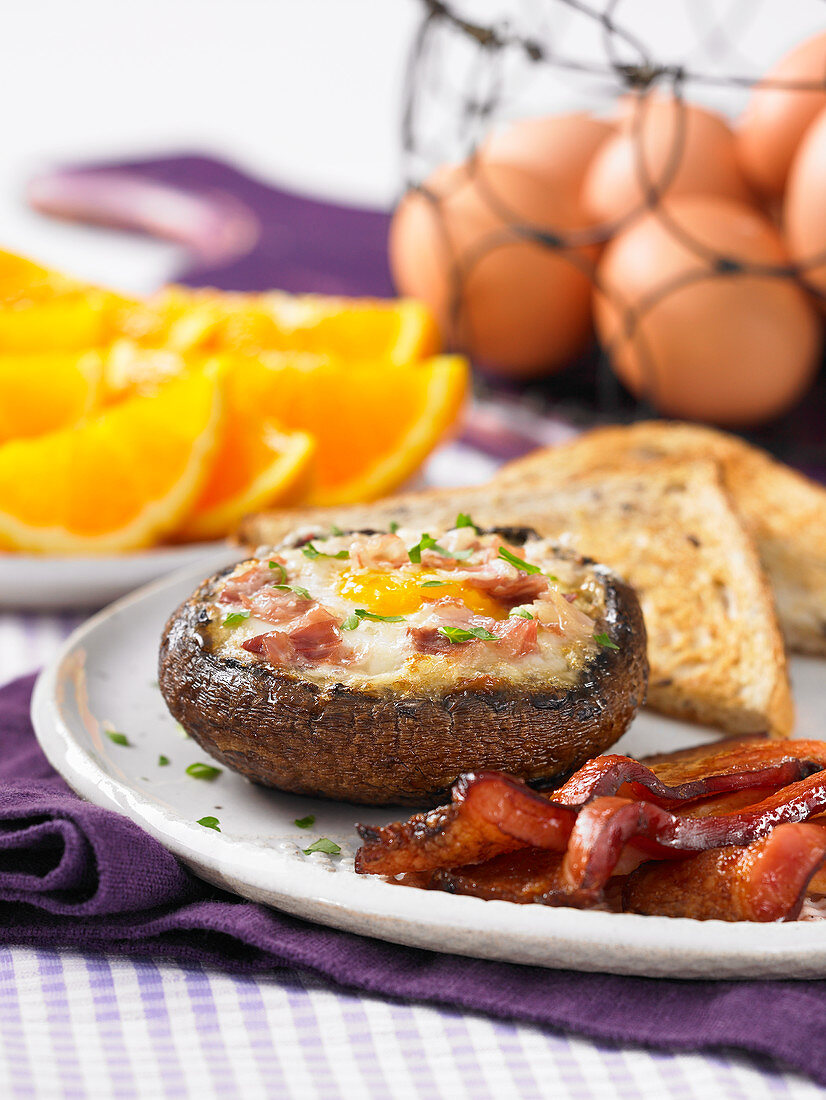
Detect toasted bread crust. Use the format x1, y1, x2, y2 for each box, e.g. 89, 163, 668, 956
498, 421, 826, 657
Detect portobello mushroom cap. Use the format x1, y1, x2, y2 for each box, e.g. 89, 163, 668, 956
158, 527, 648, 805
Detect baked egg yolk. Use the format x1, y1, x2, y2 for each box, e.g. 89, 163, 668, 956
337, 571, 506, 619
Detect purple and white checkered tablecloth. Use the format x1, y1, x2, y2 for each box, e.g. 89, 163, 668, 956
0, 611, 823, 1098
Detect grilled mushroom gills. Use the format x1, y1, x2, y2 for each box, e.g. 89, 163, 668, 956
158, 525, 648, 805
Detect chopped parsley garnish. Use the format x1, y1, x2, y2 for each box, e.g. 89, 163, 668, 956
158, 755, 170, 766
294, 814, 316, 829
197, 816, 221, 832
455, 512, 478, 531
186, 762, 223, 781
105, 730, 130, 746
302, 541, 349, 560
330, 524, 344, 536
594, 631, 620, 651
408, 533, 473, 563
437, 625, 499, 643
272, 584, 312, 600
223, 611, 250, 628
497, 546, 558, 582
268, 560, 286, 583
497, 546, 542, 574
510, 608, 535, 619
420, 579, 446, 588
303, 837, 341, 856
342, 608, 406, 630
389, 521, 399, 534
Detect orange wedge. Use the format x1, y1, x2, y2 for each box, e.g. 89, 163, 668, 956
120, 287, 441, 364
0, 367, 221, 553
180, 421, 314, 542
0, 249, 82, 305
222, 352, 469, 505
0, 351, 103, 443
0, 250, 129, 353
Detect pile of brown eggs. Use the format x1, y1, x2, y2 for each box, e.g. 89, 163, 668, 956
389, 31, 826, 427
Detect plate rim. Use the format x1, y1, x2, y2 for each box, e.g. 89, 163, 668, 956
30, 555, 826, 978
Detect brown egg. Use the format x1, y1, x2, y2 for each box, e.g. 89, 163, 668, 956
784, 102, 826, 297
595, 196, 821, 425
479, 112, 613, 195
583, 95, 754, 225
737, 31, 826, 200
388, 159, 597, 378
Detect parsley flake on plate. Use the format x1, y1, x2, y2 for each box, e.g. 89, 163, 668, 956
594, 632, 620, 651
105, 730, 130, 747
437, 625, 499, 643
186, 762, 222, 781
510, 608, 535, 619
419, 579, 446, 588
157, 755, 170, 767
294, 814, 316, 829
303, 837, 341, 856
197, 816, 221, 832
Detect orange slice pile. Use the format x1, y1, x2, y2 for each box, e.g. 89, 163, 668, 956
0, 248, 464, 550
118, 286, 440, 364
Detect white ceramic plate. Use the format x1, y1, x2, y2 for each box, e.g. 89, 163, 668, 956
31, 549, 826, 978
0, 541, 227, 611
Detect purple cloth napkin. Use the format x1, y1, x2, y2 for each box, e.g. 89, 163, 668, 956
2, 672, 826, 1085
28, 153, 394, 297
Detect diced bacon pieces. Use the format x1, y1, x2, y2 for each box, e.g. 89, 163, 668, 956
219, 564, 274, 603
348, 533, 408, 570
241, 607, 343, 666
289, 605, 343, 662
490, 616, 539, 657
407, 599, 538, 657
462, 558, 548, 604
243, 587, 312, 624
241, 631, 297, 668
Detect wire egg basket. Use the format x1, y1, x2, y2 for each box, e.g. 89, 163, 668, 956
401, 0, 826, 474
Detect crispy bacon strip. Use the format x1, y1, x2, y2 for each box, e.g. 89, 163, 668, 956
355, 773, 576, 876
430, 848, 566, 903
553, 740, 826, 807
356, 759, 826, 904
623, 823, 826, 922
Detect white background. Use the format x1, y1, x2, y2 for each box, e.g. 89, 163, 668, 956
2, 0, 825, 295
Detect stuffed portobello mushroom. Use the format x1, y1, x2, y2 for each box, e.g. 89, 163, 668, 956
158, 522, 648, 805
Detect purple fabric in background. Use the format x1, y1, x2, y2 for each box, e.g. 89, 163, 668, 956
3, 671, 826, 1087
28, 153, 395, 297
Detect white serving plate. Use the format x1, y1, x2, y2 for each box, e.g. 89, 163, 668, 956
0, 541, 228, 611
31, 549, 826, 978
